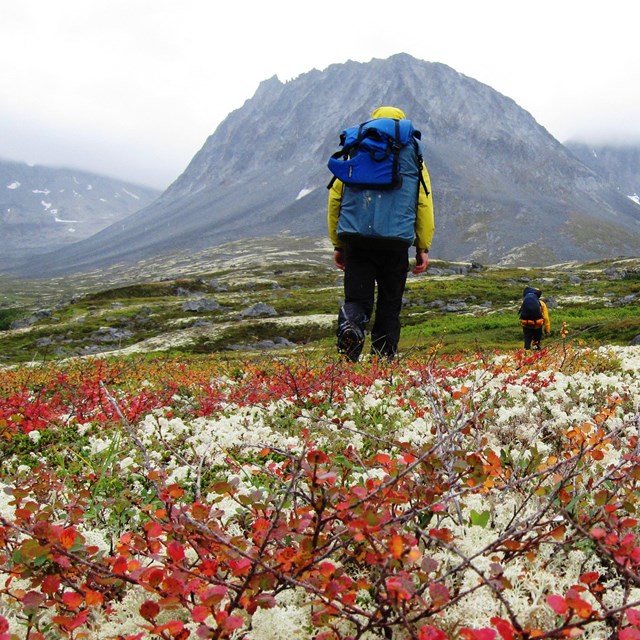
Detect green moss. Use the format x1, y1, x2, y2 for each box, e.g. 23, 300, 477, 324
0, 308, 28, 331
189, 319, 330, 354
1, 251, 638, 363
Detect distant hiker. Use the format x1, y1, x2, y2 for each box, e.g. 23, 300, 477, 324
519, 286, 551, 350
327, 106, 435, 361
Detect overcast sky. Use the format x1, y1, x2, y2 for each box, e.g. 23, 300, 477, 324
2, 0, 639, 190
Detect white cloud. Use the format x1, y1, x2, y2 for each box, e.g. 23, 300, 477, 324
1, 0, 639, 189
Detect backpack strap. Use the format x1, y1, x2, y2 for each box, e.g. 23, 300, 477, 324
411, 130, 429, 197
417, 152, 430, 197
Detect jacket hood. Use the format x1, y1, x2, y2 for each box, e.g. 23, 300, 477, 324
523, 286, 542, 298
371, 106, 406, 120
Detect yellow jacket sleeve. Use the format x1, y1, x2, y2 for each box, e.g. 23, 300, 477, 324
541, 300, 551, 334
415, 163, 435, 251
327, 179, 344, 249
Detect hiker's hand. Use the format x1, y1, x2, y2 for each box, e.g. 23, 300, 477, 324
334, 249, 345, 271
412, 250, 429, 274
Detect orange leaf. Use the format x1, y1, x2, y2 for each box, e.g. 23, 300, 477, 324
408, 547, 422, 562
566, 589, 593, 619
140, 600, 160, 620
452, 385, 470, 400
41, 574, 60, 594
580, 572, 600, 585
62, 591, 83, 611
168, 485, 184, 499
167, 541, 185, 563
145, 522, 164, 538
575, 599, 594, 619
187, 500, 211, 523
390, 534, 404, 560
192, 605, 210, 623
85, 589, 104, 606
112, 556, 128, 573
59, 528, 77, 550
319, 562, 336, 578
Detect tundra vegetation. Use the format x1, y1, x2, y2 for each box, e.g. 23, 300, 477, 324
0, 240, 639, 639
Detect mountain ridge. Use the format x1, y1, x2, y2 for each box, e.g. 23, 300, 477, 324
1, 158, 160, 261
564, 141, 640, 201
6, 54, 640, 277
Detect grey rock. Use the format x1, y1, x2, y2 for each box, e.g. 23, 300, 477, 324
225, 336, 295, 351
208, 279, 228, 292
176, 287, 200, 297
449, 265, 470, 275
10, 317, 36, 329
89, 327, 134, 342
606, 294, 638, 307
10, 309, 51, 329
445, 301, 467, 313
604, 268, 626, 280
239, 303, 278, 318
182, 298, 222, 312
191, 319, 213, 327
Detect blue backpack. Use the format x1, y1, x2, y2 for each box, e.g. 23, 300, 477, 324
327, 118, 429, 194
327, 118, 429, 246
519, 290, 543, 321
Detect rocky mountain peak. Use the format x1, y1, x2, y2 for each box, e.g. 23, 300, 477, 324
8, 54, 640, 277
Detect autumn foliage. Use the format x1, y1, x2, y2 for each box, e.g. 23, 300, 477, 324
1, 344, 640, 638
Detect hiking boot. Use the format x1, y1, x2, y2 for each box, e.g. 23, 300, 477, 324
337, 321, 365, 362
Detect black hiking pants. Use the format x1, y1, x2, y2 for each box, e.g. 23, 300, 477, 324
340, 243, 409, 359
523, 326, 543, 350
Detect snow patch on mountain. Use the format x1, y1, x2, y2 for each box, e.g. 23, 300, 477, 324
296, 188, 314, 200
122, 188, 141, 200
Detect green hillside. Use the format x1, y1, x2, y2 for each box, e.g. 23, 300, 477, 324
0, 238, 638, 364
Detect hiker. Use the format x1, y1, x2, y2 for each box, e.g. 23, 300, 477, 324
327, 106, 435, 361
519, 286, 551, 350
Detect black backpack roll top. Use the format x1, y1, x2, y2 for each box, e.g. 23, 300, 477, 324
519, 288, 544, 327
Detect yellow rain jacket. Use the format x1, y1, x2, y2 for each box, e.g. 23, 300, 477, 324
327, 106, 435, 251
541, 299, 551, 334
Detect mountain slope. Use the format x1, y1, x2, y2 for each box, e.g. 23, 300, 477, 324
1, 159, 160, 260
10, 54, 640, 276
565, 142, 640, 203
